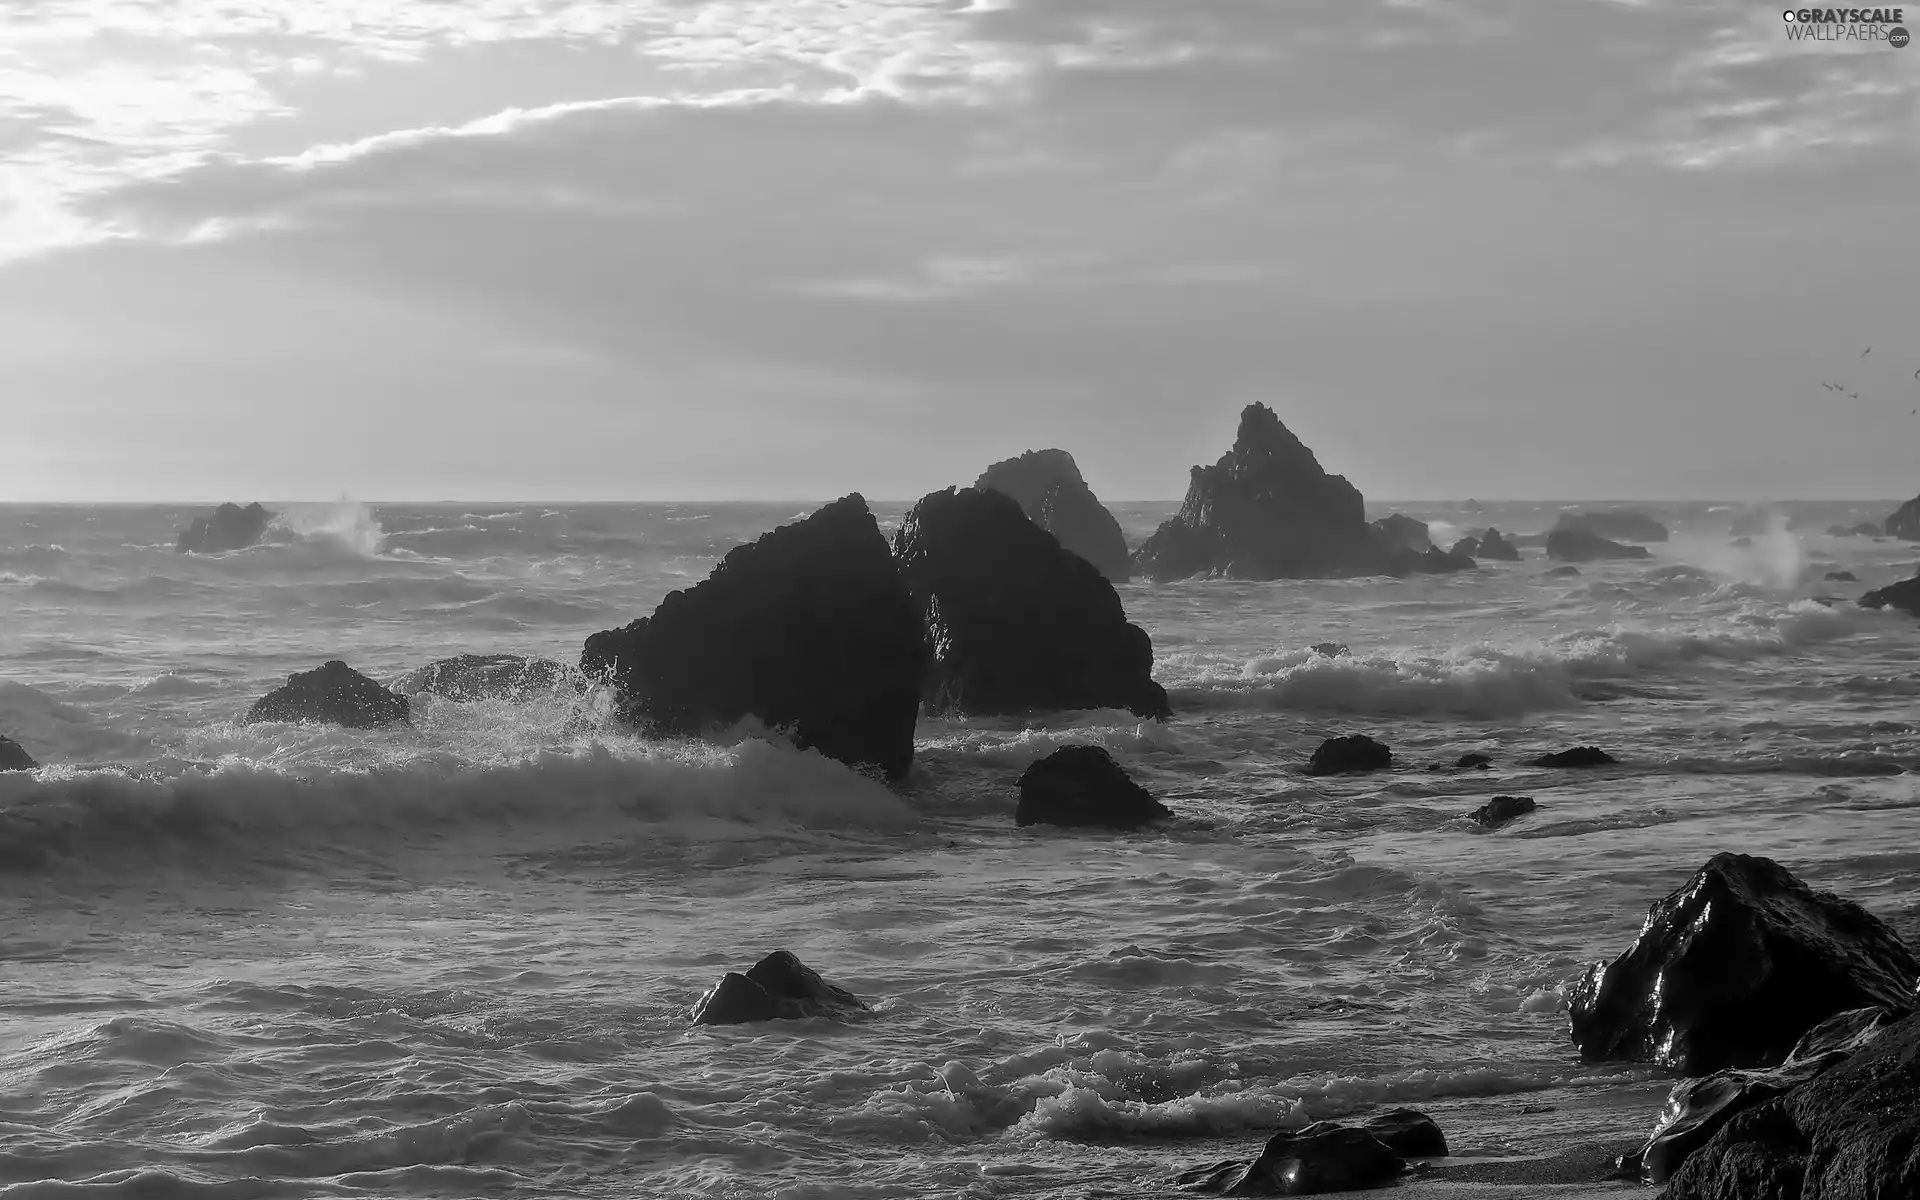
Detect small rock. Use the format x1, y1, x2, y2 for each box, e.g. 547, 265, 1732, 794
1530, 746, 1616, 768
244, 661, 410, 729
1308, 735, 1392, 776
1823, 571, 1857, 582
1310, 643, 1349, 658
1472, 795, 1536, 828
1015, 745, 1173, 830
690, 951, 869, 1025
1456, 752, 1493, 770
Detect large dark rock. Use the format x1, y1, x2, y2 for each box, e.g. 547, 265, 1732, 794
1133, 404, 1389, 581
893, 487, 1170, 720
1567, 853, 1920, 1075
244, 661, 409, 728
175, 502, 274, 554
1450, 537, 1481, 558
1530, 746, 1617, 768
1308, 735, 1392, 776
1370, 513, 1432, 554
1885, 494, 1920, 540
1016, 745, 1172, 830
974, 449, 1131, 583
581, 495, 930, 782
1476, 528, 1521, 561
1177, 1122, 1409, 1195
689, 951, 869, 1025
394, 654, 576, 702
1363, 1109, 1448, 1158
1546, 528, 1652, 562
0, 735, 36, 771
1553, 510, 1669, 543
1663, 1009, 1920, 1200
1472, 795, 1536, 828
1860, 575, 1920, 617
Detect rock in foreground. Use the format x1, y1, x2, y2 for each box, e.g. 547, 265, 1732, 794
975, 449, 1131, 583
0, 735, 36, 771
582, 495, 929, 781
245, 661, 410, 728
894, 487, 1170, 720
1472, 795, 1536, 828
1177, 1122, 1411, 1195
1553, 510, 1669, 543
690, 951, 869, 1025
1546, 528, 1652, 562
1476, 528, 1521, 561
1567, 853, 1920, 1074
1885, 494, 1920, 540
1308, 735, 1392, 776
1015, 745, 1172, 830
1860, 575, 1920, 617
176, 502, 274, 554
394, 654, 575, 702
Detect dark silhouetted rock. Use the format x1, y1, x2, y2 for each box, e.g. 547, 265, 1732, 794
1133, 404, 1389, 581
1553, 510, 1669, 543
1310, 643, 1349, 658
1885, 494, 1920, 540
1567, 853, 1920, 1075
1545, 565, 1582, 578
893, 487, 1170, 720
1472, 795, 1536, 828
1476, 528, 1521, 561
244, 661, 409, 729
582, 495, 930, 782
1015, 745, 1172, 830
175, 502, 274, 554
1546, 528, 1652, 562
1530, 746, 1616, 768
1860, 575, 1920, 617
1177, 1123, 1408, 1195
1823, 570, 1857, 582
1363, 1109, 1448, 1158
0, 735, 35, 771
975, 449, 1131, 583
395, 654, 576, 702
1308, 735, 1392, 776
1450, 537, 1481, 558
1456, 752, 1492, 770
1408, 545, 1475, 574
1370, 513, 1432, 554
689, 951, 869, 1025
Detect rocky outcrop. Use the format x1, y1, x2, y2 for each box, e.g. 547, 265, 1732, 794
1546, 528, 1652, 562
1885, 494, 1920, 540
1310, 643, 1349, 658
690, 951, 869, 1025
1567, 853, 1920, 1074
974, 449, 1131, 583
1450, 537, 1480, 558
1132, 404, 1388, 581
1476, 528, 1520, 560
582, 495, 929, 781
1553, 510, 1669, 543
1456, 752, 1492, 770
245, 661, 409, 728
1530, 746, 1616, 768
1308, 735, 1392, 776
1472, 795, 1536, 828
1860, 575, 1920, 617
894, 487, 1170, 720
1407, 546, 1476, 574
1370, 513, 1431, 554
1177, 1121, 1415, 1195
394, 654, 575, 702
0, 735, 36, 771
176, 502, 273, 554
1015, 745, 1172, 830
1823, 570, 1857, 582
1826, 522, 1882, 538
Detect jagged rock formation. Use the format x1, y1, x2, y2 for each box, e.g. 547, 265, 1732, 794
1547, 528, 1652, 562
1886, 494, 1920, 540
1553, 510, 1669, 543
974, 449, 1131, 583
1476, 528, 1521, 561
1472, 796, 1536, 828
176, 502, 274, 554
1370, 514, 1431, 554
1860, 574, 1920, 617
689, 951, 869, 1025
0, 735, 36, 771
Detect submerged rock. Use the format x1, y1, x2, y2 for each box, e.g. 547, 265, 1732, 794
1476, 528, 1521, 561
1472, 795, 1536, 828
244, 661, 409, 729
1885, 494, 1919, 540
894, 487, 1170, 720
1823, 570, 1857, 582
1553, 510, 1669, 543
1546, 528, 1652, 562
1567, 853, 1920, 1074
1308, 735, 1392, 776
581, 495, 929, 782
1177, 1122, 1409, 1195
1455, 752, 1493, 770
1310, 643, 1349, 658
0, 735, 36, 771
690, 951, 869, 1025
1530, 746, 1616, 768
974, 448, 1131, 583
1860, 575, 1920, 617
394, 654, 575, 702
1015, 745, 1172, 830
1133, 403, 1389, 581
1544, 565, 1582, 578
175, 502, 274, 554
1370, 513, 1432, 554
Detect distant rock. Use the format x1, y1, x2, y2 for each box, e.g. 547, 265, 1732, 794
1885, 494, 1920, 540
1823, 570, 1857, 582
1310, 642, 1349, 658
1546, 528, 1652, 562
0, 735, 36, 771
1176, 1122, 1409, 1195
582, 495, 929, 782
1826, 521, 1882, 538
1456, 752, 1492, 770
1450, 536, 1480, 558
1309, 735, 1392, 776
1473, 796, 1536, 828
1730, 536, 1753, 548
690, 951, 869, 1025
245, 660, 410, 729
1015, 745, 1172, 830
394, 654, 576, 702
175, 502, 274, 554
1363, 1109, 1448, 1158
1553, 510, 1669, 543
974, 449, 1131, 583
1860, 575, 1920, 617
894, 487, 1170, 720
1544, 565, 1582, 578
1407, 545, 1476, 574
1370, 513, 1432, 554
1530, 746, 1616, 768
1567, 853, 1920, 1074
1133, 403, 1390, 581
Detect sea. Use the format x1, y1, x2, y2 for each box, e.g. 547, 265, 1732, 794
2, 498, 1917, 1200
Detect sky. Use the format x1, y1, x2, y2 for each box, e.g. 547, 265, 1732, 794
2, 0, 1918, 503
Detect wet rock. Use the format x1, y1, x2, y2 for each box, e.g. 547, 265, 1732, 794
1406, 545, 1476, 574
1472, 795, 1536, 828
1475, 528, 1521, 561
894, 487, 1170, 720
175, 501, 274, 554
1553, 509, 1669, 543
1363, 1109, 1447, 1158
0, 735, 36, 771
1885, 494, 1919, 540
1567, 853, 1920, 1074
1450, 537, 1481, 558
690, 951, 869, 1025
1310, 643, 1349, 658
1860, 575, 1920, 617
1546, 528, 1652, 562
582, 495, 930, 782
244, 661, 409, 729
394, 654, 577, 702
1530, 746, 1616, 768
1015, 745, 1172, 830
1544, 565, 1582, 578
1823, 570, 1857, 582
1456, 752, 1493, 770
1308, 735, 1391, 776
975, 448, 1131, 583
1177, 1122, 1408, 1195
1370, 513, 1432, 554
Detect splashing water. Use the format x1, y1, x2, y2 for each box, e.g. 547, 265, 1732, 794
274, 498, 387, 557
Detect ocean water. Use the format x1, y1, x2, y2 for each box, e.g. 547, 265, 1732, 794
2, 498, 1918, 1199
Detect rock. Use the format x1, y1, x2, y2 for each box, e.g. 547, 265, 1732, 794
1552, 510, 1669, 543
1015, 745, 1172, 830
974, 448, 1131, 583
1177, 1123, 1408, 1195
1828, 522, 1882, 538
1133, 403, 1389, 581
1371, 513, 1432, 554
1310, 643, 1349, 658
689, 951, 869, 1025
1663, 1009, 1920, 1200
1455, 752, 1493, 769
1567, 853, 1920, 1074
394, 654, 576, 702
175, 502, 274, 554
1823, 570, 1857, 582
1885, 494, 1920, 540
1529, 746, 1616, 768
244, 661, 410, 728
1363, 1109, 1448, 1158
0, 735, 36, 771
1546, 528, 1652, 562
1476, 528, 1521, 561
581, 495, 930, 781
1407, 546, 1476, 574
1545, 565, 1582, 578
1472, 795, 1536, 828
1860, 575, 1920, 617
1730, 536, 1753, 548
1450, 537, 1481, 558
894, 487, 1170, 720
1308, 735, 1392, 776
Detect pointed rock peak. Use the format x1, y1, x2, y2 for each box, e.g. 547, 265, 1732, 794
1230, 403, 1323, 472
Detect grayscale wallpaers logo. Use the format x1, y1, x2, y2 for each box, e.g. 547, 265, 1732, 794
1782, 8, 1911, 43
